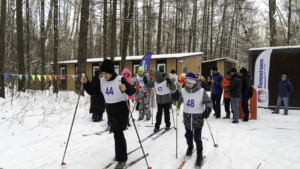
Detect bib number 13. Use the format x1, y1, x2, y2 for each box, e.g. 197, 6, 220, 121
186, 99, 195, 107
105, 87, 114, 95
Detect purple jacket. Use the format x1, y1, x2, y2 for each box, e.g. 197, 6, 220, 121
279, 79, 293, 97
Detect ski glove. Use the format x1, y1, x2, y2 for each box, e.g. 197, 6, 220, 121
166, 78, 172, 85
171, 90, 180, 101
202, 107, 212, 119
143, 76, 148, 84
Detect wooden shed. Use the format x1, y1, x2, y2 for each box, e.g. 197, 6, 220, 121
249, 46, 300, 108
201, 58, 238, 79
57, 53, 203, 91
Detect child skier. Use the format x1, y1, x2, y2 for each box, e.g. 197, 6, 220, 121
144, 71, 176, 132
133, 66, 152, 121
81, 59, 136, 169
172, 72, 212, 168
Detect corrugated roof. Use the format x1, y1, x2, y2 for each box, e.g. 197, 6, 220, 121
202, 57, 239, 64
56, 52, 203, 64
249, 45, 300, 51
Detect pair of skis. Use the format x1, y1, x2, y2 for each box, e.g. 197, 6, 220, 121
140, 127, 174, 143
178, 150, 206, 169
102, 146, 144, 169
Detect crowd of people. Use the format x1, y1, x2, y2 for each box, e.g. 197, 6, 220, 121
80, 59, 293, 169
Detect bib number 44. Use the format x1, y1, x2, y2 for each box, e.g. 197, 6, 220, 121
105, 87, 114, 95
186, 99, 195, 107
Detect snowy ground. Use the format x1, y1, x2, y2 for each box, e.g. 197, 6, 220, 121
0, 90, 300, 169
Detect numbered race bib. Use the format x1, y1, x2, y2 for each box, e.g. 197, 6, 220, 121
101, 76, 127, 104
182, 88, 205, 114
136, 75, 145, 87
154, 80, 171, 95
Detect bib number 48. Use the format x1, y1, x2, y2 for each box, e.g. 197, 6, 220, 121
186, 99, 195, 107
105, 87, 114, 95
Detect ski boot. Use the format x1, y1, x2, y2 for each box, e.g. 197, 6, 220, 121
186, 146, 193, 156
114, 161, 126, 169
195, 152, 203, 168
154, 128, 159, 133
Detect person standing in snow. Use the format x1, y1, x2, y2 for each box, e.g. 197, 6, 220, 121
226, 68, 242, 123
171, 72, 212, 168
144, 71, 176, 132
81, 59, 136, 169
121, 68, 134, 126
240, 68, 252, 121
273, 74, 293, 115
207, 67, 223, 119
221, 71, 232, 119
133, 66, 152, 121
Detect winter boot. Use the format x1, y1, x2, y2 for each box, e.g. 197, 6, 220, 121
154, 128, 159, 133
186, 146, 193, 156
114, 161, 126, 169
165, 127, 170, 131
106, 125, 111, 131
195, 152, 203, 167
272, 111, 279, 114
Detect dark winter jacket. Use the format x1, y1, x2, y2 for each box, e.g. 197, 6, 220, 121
278, 79, 293, 97
88, 71, 105, 113
241, 73, 252, 98
178, 83, 212, 130
226, 73, 242, 98
146, 71, 176, 104
83, 73, 136, 132
208, 72, 223, 95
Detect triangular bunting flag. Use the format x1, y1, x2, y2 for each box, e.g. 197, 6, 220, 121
11, 74, 16, 77
58, 75, 62, 80
63, 75, 67, 79
54, 75, 57, 81
25, 75, 29, 81
31, 75, 36, 81
48, 75, 52, 81
18, 75, 23, 80
43, 75, 47, 81
37, 75, 41, 81
3, 73, 8, 80
71, 75, 75, 80
67, 75, 70, 80
75, 75, 78, 81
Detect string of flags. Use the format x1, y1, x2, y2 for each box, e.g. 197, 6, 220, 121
0, 73, 83, 81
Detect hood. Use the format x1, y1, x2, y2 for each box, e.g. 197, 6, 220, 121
154, 71, 164, 83
121, 68, 131, 76
184, 82, 202, 93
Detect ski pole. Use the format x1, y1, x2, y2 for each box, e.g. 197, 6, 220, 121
176, 101, 178, 159
151, 89, 154, 125
205, 119, 218, 148
61, 73, 85, 166
125, 98, 152, 169
171, 104, 176, 130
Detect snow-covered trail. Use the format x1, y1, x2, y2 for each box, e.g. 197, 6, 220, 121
0, 91, 300, 169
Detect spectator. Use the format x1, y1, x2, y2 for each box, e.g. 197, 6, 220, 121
240, 68, 252, 121
273, 74, 293, 115
221, 71, 231, 119
226, 68, 242, 124
207, 67, 223, 118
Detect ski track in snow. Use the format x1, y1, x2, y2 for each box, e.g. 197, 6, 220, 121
0, 91, 300, 169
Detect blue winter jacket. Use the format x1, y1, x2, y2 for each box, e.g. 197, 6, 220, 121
278, 79, 293, 97
208, 72, 223, 95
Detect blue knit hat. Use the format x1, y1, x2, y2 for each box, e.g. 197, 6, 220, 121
185, 72, 197, 84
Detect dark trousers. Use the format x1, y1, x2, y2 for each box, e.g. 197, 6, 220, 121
185, 127, 203, 155
224, 98, 231, 118
242, 96, 249, 120
114, 131, 127, 161
155, 102, 171, 129
92, 112, 103, 121
212, 94, 222, 118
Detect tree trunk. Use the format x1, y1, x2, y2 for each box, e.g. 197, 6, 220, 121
40, 0, 46, 91
210, 0, 214, 59
76, 0, 89, 92
0, 0, 6, 98
109, 0, 117, 61
17, 0, 25, 92
53, 0, 59, 93
134, 0, 139, 55
103, 0, 108, 59
269, 0, 277, 46
287, 0, 291, 45
25, 0, 31, 90
219, 0, 228, 58
121, 0, 134, 70
146, 0, 152, 53
156, 0, 163, 54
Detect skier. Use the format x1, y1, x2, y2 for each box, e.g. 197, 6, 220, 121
207, 67, 223, 119
144, 71, 176, 132
221, 71, 232, 119
81, 59, 136, 169
171, 72, 212, 168
133, 66, 152, 121
121, 68, 134, 126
